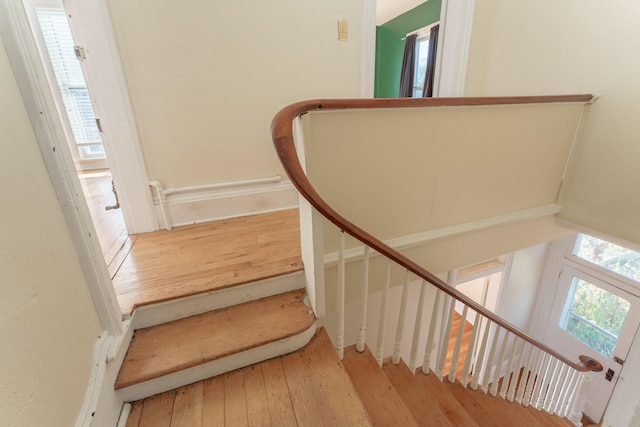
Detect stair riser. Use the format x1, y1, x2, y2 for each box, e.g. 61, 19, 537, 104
130, 271, 305, 329
118, 323, 316, 402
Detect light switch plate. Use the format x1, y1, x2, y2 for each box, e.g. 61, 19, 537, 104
338, 20, 348, 41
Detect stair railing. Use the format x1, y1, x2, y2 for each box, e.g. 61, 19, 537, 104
271, 96, 602, 425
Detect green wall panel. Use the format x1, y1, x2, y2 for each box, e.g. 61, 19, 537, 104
375, 0, 442, 98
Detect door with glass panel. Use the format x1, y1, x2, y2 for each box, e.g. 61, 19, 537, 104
544, 235, 640, 423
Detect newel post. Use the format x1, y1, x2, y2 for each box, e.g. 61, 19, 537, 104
567, 355, 604, 427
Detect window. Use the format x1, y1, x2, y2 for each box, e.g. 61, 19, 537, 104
36, 8, 105, 159
412, 36, 430, 98
559, 275, 631, 358
574, 233, 640, 283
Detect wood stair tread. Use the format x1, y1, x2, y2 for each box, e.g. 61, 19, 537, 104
125, 328, 373, 426
342, 345, 419, 427
381, 358, 459, 426
115, 289, 314, 390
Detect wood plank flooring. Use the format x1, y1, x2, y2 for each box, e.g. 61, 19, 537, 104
124, 328, 372, 427
112, 209, 303, 315
77, 169, 132, 272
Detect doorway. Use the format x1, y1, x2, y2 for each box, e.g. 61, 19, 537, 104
542, 235, 640, 423
25, 0, 129, 271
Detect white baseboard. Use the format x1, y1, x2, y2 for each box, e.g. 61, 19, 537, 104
153, 179, 298, 229
131, 271, 305, 329
76, 321, 134, 427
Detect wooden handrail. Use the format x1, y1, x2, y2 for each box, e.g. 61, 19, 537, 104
270, 95, 602, 373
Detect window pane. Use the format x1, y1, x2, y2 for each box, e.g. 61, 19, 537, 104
36, 8, 105, 159
412, 38, 429, 97
574, 234, 640, 282
560, 277, 630, 358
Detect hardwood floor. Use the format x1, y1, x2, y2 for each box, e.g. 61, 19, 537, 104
78, 169, 132, 271
124, 328, 372, 427
112, 209, 303, 315
78, 169, 302, 317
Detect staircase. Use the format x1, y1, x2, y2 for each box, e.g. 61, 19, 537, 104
122, 327, 575, 426
117, 96, 605, 426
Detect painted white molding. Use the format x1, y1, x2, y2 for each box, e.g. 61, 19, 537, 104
74, 321, 132, 427
324, 204, 563, 266
151, 179, 298, 229
74, 332, 111, 427
0, 0, 123, 335
361, 0, 376, 98
115, 404, 131, 427
437, 0, 476, 97
130, 272, 306, 329
117, 323, 317, 402
62, 0, 158, 233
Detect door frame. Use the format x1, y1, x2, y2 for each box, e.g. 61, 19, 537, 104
534, 234, 640, 422
0, 0, 156, 335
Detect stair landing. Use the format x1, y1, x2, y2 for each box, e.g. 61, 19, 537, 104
124, 328, 372, 427
112, 209, 303, 316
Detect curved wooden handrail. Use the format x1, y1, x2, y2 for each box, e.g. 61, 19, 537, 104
271, 95, 602, 373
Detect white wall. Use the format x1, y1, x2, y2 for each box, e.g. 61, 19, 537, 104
105, 0, 365, 189
464, 0, 640, 247
0, 36, 102, 427
502, 243, 549, 331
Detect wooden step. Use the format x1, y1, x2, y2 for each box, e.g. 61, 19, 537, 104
381, 358, 461, 426
342, 345, 419, 426
443, 379, 574, 427
113, 209, 304, 317
125, 328, 373, 426
116, 289, 315, 401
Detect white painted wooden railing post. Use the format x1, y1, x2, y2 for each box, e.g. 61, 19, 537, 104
470, 319, 492, 391
481, 326, 501, 393
523, 350, 543, 407
408, 280, 427, 372
436, 295, 456, 381
356, 246, 370, 352
375, 260, 392, 366
336, 231, 346, 360
422, 289, 442, 375
557, 369, 580, 418
392, 270, 411, 364
506, 339, 525, 401
501, 337, 522, 400
461, 314, 482, 387
567, 370, 595, 426
490, 331, 511, 396
448, 305, 468, 383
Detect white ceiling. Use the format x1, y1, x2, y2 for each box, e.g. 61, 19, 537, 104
376, 0, 428, 26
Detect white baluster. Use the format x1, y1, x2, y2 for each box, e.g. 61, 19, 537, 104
461, 314, 482, 388
523, 349, 543, 407
482, 325, 502, 393
541, 359, 560, 412
532, 354, 552, 410
336, 231, 345, 359
506, 340, 526, 402
422, 289, 442, 375
392, 270, 411, 364
501, 338, 523, 400
557, 369, 579, 418
448, 305, 468, 383
490, 329, 510, 396
409, 280, 427, 372
375, 260, 392, 366
356, 246, 370, 353
545, 362, 567, 414
470, 320, 493, 391
436, 295, 456, 381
